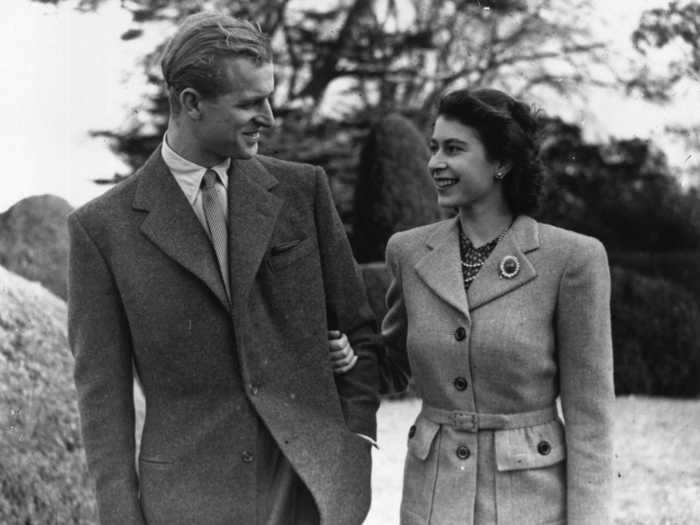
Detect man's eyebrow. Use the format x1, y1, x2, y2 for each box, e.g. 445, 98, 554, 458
238, 95, 266, 104
238, 90, 274, 103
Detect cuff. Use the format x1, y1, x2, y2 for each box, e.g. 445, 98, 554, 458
355, 433, 379, 449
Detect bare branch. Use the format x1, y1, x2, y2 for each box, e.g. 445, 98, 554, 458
296, 0, 373, 100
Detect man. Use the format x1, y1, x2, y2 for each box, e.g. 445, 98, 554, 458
68, 12, 380, 525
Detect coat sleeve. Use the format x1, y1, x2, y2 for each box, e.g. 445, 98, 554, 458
312, 167, 381, 439
379, 234, 412, 394
556, 238, 614, 525
67, 212, 145, 525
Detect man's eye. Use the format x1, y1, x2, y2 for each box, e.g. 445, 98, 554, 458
446, 145, 461, 154
239, 100, 262, 109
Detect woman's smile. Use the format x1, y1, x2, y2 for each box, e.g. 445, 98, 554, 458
433, 176, 459, 189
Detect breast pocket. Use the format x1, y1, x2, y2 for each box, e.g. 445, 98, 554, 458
400, 415, 441, 523
267, 237, 316, 271
494, 419, 567, 524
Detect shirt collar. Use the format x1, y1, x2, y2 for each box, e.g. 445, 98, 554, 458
161, 135, 230, 205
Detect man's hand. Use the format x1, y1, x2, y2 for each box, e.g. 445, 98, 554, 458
328, 330, 357, 374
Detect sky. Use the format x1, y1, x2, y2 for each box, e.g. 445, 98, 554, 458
0, 0, 165, 212
1, 0, 698, 213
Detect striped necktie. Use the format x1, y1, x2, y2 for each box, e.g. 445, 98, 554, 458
201, 169, 231, 301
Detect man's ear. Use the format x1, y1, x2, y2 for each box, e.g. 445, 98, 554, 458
180, 88, 202, 120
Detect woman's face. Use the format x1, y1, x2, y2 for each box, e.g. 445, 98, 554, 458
428, 116, 506, 212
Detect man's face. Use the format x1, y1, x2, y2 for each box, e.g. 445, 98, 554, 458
194, 57, 275, 161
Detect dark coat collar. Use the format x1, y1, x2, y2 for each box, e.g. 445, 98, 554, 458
132, 146, 283, 314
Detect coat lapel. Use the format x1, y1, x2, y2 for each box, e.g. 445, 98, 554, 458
133, 147, 230, 311
227, 157, 283, 316
414, 218, 470, 319
467, 215, 540, 311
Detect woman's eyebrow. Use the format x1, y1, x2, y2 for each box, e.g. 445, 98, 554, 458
442, 138, 468, 146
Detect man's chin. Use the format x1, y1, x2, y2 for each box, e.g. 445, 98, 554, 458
233, 143, 258, 160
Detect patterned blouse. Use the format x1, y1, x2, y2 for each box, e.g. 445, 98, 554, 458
459, 224, 501, 291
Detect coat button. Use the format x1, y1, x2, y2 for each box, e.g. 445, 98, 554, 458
250, 384, 259, 396
453, 377, 468, 391
454, 327, 467, 341
241, 451, 254, 463
408, 425, 416, 438
537, 440, 552, 455
456, 445, 470, 460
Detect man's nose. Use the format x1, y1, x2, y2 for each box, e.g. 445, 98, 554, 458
255, 99, 275, 127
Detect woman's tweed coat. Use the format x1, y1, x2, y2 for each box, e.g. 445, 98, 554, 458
382, 215, 614, 525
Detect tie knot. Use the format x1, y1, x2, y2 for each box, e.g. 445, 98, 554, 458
202, 169, 218, 190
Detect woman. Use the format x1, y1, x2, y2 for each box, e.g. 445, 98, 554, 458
331, 88, 614, 524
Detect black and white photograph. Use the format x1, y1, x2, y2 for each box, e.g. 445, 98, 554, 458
1, 0, 699, 523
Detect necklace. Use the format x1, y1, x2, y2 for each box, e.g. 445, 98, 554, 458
459, 222, 512, 289
460, 223, 511, 267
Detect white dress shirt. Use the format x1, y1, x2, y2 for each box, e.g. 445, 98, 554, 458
161, 136, 230, 230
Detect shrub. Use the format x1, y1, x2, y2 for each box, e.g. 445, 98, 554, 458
360, 262, 415, 398
360, 262, 392, 323
351, 113, 441, 263
609, 250, 700, 303
0, 266, 97, 524
0, 195, 73, 300
611, 266, 700, 397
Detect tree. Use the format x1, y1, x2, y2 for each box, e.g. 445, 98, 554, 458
631, 0, 700, 99
351, 113, 440, 262
629, 1, 700, 182
33, 0, 612, 225
538, 116, 700, 252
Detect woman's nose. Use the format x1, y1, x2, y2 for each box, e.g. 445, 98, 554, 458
428, 154, 447, 172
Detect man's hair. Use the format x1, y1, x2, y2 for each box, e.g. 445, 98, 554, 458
160, 12, 272, 114
436, 88, 545, 216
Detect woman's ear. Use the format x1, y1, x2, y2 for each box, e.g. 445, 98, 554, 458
495, 161, 513, 179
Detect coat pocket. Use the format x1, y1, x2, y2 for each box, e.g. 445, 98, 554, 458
495, 418, 566, 471
267, 237, 316, 270
494, 419, 566, 524
400, 415, 441, 523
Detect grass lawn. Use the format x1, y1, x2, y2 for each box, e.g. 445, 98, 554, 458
365, 396, 700, 525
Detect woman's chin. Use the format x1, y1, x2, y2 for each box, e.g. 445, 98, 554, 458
437, 196, 462, 209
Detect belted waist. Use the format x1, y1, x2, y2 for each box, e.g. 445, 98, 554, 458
419, 404, 557, 432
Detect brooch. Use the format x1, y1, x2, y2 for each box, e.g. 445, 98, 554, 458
498, 255, 520, 279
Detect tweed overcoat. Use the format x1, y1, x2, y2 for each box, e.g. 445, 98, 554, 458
67, 147, 380, 525
382, 215, 614, 525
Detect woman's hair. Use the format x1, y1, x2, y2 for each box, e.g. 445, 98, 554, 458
160, 12, 272, 114
436, 88, 544, 215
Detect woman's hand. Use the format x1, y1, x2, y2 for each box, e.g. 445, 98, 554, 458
328, 330, 357, 374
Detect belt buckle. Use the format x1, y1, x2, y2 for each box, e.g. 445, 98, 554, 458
450, 412, 478, 432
